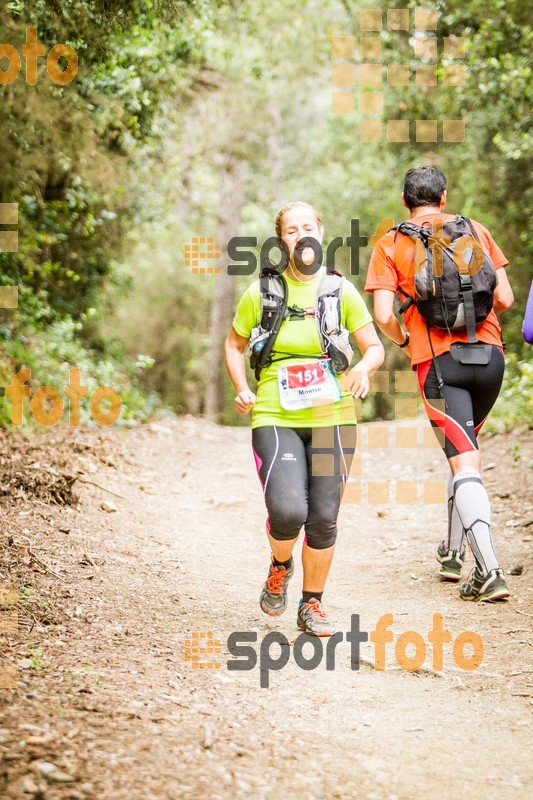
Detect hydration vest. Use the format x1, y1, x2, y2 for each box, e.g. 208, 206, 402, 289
248, 265, 354, 380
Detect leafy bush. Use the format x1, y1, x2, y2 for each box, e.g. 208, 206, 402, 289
485, 354, 533, 433
0, 317, 158, 429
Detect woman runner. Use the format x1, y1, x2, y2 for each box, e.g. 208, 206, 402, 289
225, 201, 384, 635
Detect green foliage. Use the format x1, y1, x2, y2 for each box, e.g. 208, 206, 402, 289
485, 355, 533, 434
372, 0, 532, 354
0, 315, 159, 428
0, 185, 122, 324
0, 0, 215, 425
0, 0, 530, 427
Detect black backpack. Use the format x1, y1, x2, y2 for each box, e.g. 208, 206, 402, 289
392, 215, 497, 344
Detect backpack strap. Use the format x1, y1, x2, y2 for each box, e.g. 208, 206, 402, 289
460, 274, 477, 343
392, 221, 432, 247
398, 291, 415, 315
391, 222, 431, 315
315, 269, 344, 307
464, 218, 505, 350
393, 222, 445, 395
251, 271, 288, 380
315, 269, 355, 374
315, 268, 344, 353
426, 321, 445, 397
454, 217, 478, 343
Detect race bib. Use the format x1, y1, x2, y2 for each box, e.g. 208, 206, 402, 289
278, 360, 340, 411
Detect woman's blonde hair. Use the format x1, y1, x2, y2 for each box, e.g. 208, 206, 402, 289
274, 201, 324, 238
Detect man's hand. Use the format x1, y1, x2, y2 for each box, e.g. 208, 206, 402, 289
344, 366, 370, 399
235, 389, 256, 415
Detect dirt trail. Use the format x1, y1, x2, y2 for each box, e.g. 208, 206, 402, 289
1, 417, 532, 800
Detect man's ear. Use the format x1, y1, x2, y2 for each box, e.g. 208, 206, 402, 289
401, 192, 409, 210
440, 189, 447, 208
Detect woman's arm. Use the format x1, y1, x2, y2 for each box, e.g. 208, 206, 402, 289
224, 328, 256, 415
522, 280, 533, 344
343, 322, 385, 399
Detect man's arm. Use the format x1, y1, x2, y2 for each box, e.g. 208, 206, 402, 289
372, 289, 409, 346
493, 267, 514, 314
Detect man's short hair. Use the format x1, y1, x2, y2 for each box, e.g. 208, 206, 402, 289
403, 166, 447, 210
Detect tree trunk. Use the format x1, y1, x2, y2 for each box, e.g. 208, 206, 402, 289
204, 156, 248, 422
268, 100, 283, 206
175, 103, 198, 226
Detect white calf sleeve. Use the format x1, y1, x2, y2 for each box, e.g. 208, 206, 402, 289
453, 470, 498, 575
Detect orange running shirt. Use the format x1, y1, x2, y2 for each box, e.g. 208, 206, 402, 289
364, 212, 509, 366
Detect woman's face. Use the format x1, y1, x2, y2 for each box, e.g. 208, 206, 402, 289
280, 205, 323, 266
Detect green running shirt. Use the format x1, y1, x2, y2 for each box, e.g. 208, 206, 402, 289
232, 267, 373, 429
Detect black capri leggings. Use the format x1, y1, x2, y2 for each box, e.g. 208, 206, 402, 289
251, 425, 357, 550
417, 345, 505, 459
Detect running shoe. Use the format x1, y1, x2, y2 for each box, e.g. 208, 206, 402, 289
259, 556, 294, 616
297, 598, 336, 637
437, 542, 465, 582
460, 568, 510, 602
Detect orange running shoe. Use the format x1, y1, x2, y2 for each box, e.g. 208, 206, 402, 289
259, 556, 294, 616
297, 597, 336, 636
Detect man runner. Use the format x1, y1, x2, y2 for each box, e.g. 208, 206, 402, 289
365, 166, 514, 602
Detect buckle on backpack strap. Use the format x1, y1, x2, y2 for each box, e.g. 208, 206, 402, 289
399, 296, 414, 315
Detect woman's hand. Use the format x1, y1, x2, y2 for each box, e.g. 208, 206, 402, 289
226, 330, 256, 415
350, 323, 385, 394
344, 365, 370, 399
235, 389, 256, 415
